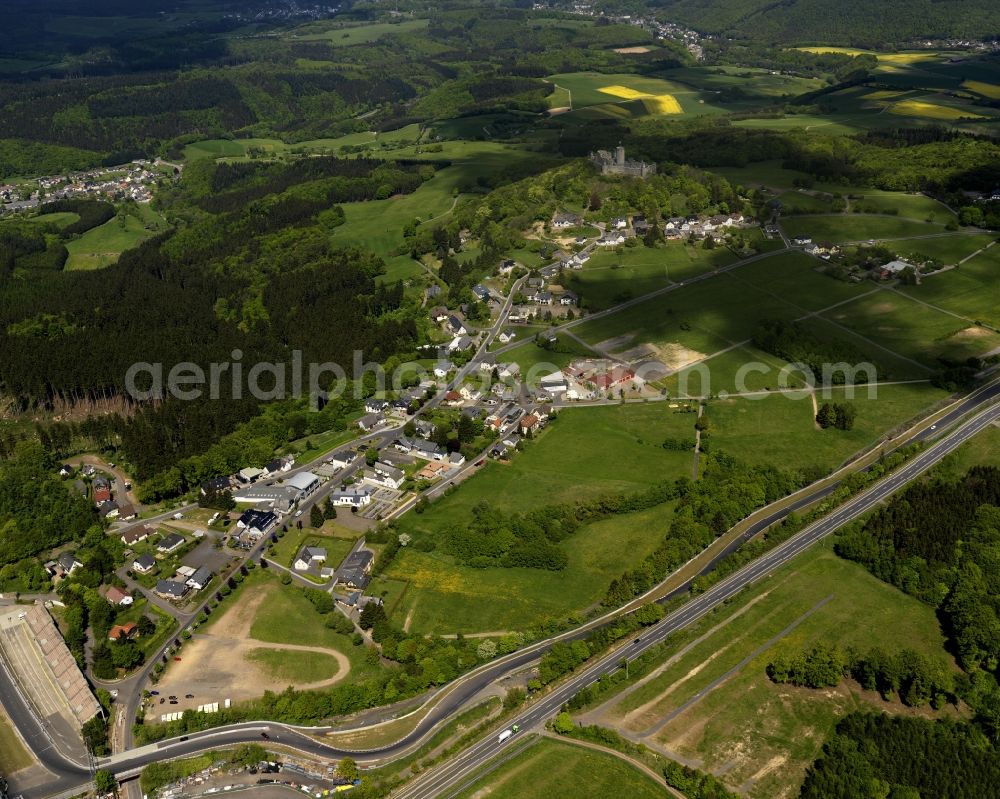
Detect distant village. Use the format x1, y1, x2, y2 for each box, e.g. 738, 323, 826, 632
0, 159, 178, 214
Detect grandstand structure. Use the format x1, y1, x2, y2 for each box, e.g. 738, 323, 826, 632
0, 605, 100, 740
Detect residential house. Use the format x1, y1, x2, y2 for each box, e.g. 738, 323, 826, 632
116, 502, 137, 521
93, 486, 112, 504
459, 385, 482, 402
559, 291, 578, 306
133, 554, 156, 574
520, 414, 541, 435
526, 277, 545, 290
97, 501, 119, 520
294, 546, 327, 572
447, 315, 467, 335
263, 457, 292, 477
611, 216, 628, 230
59, 464, 74, 477
330, 488, 372, 509
414, 419, 436, 438
364, 399, 389, 414
444, 390, 464, 407
201, 476, 231, 495
448, 452, 466, 468
101, 585, 133, 606
447, 335, 474, 353
498, 363, 521, 380
429, 306, 449, 323
185, 566, 212, 591
369, 462, 405, 490
498, 259, 517, 275
357, 412, 384, 432
121, 525, 153, 546
237, 509, 279, 538
433, 361, 455, 379
326, 451, 354, 471
410, 439, 446, 461
426, 284, 443, 300
792, 236, 812, 246
529, 290, 553, 305
157, 533, 185, 554
108, 622, 138, 641
154, 579, 189, 601
553, 211, 583, 229
57, 552, 83, 576
472, 284, 491, 301
336, 549, 374, 590
497, 329, 517, 344
596, 232, 625, 247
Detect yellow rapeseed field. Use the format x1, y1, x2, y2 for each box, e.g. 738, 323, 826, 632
598, 85, 649, 100
795, 46, 936, 64
962, 80, 1000, 100
863, 90, 906, 100
889, 99, 986, 120
598, 85, 682, 114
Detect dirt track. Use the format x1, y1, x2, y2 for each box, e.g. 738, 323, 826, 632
153, 587, 350, 714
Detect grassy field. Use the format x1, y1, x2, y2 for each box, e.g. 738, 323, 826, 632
574, 258, 812, 362
389, 498, 680, 634
780, 214, 946, 244
246, 647, 342, 683
821, 289, 1000, 366
661, 344, 801, 397
726, 250, 870, 312
938, 423, 1000, 477
401, 404, 697, 534
28, 210, 80, 229
330, 142, 541, 262
599, 543, 958, 799
732, 116, 862, 136
504, 335, 599, 380
567, 243, 738, 310
294, 18, 429, 46
0, 705, 31, 773
898, 244, 1000, 328
454, 737, 667, 799
705, 382, 946, 474
891, 232, 995, 265
709, 160, 812, 191
845, 190, 953, 220
65, 205, 167, 270
796, 316, 933, 381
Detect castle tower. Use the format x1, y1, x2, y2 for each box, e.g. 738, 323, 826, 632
615, 145, 625, 166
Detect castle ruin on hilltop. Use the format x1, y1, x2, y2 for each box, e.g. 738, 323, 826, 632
590, 145, 656, 178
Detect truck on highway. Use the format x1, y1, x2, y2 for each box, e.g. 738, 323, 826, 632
497, 724, 520, 743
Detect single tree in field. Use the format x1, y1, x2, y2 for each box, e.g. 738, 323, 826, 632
310, 504, 324, 528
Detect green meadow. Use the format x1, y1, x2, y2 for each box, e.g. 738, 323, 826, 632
899, 244, 1000, 328
600, 543, 957, 799
454, 737, 667, 799
65, 205, 167, 270
781, 214, 946, 244
706, 382, 945, 474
